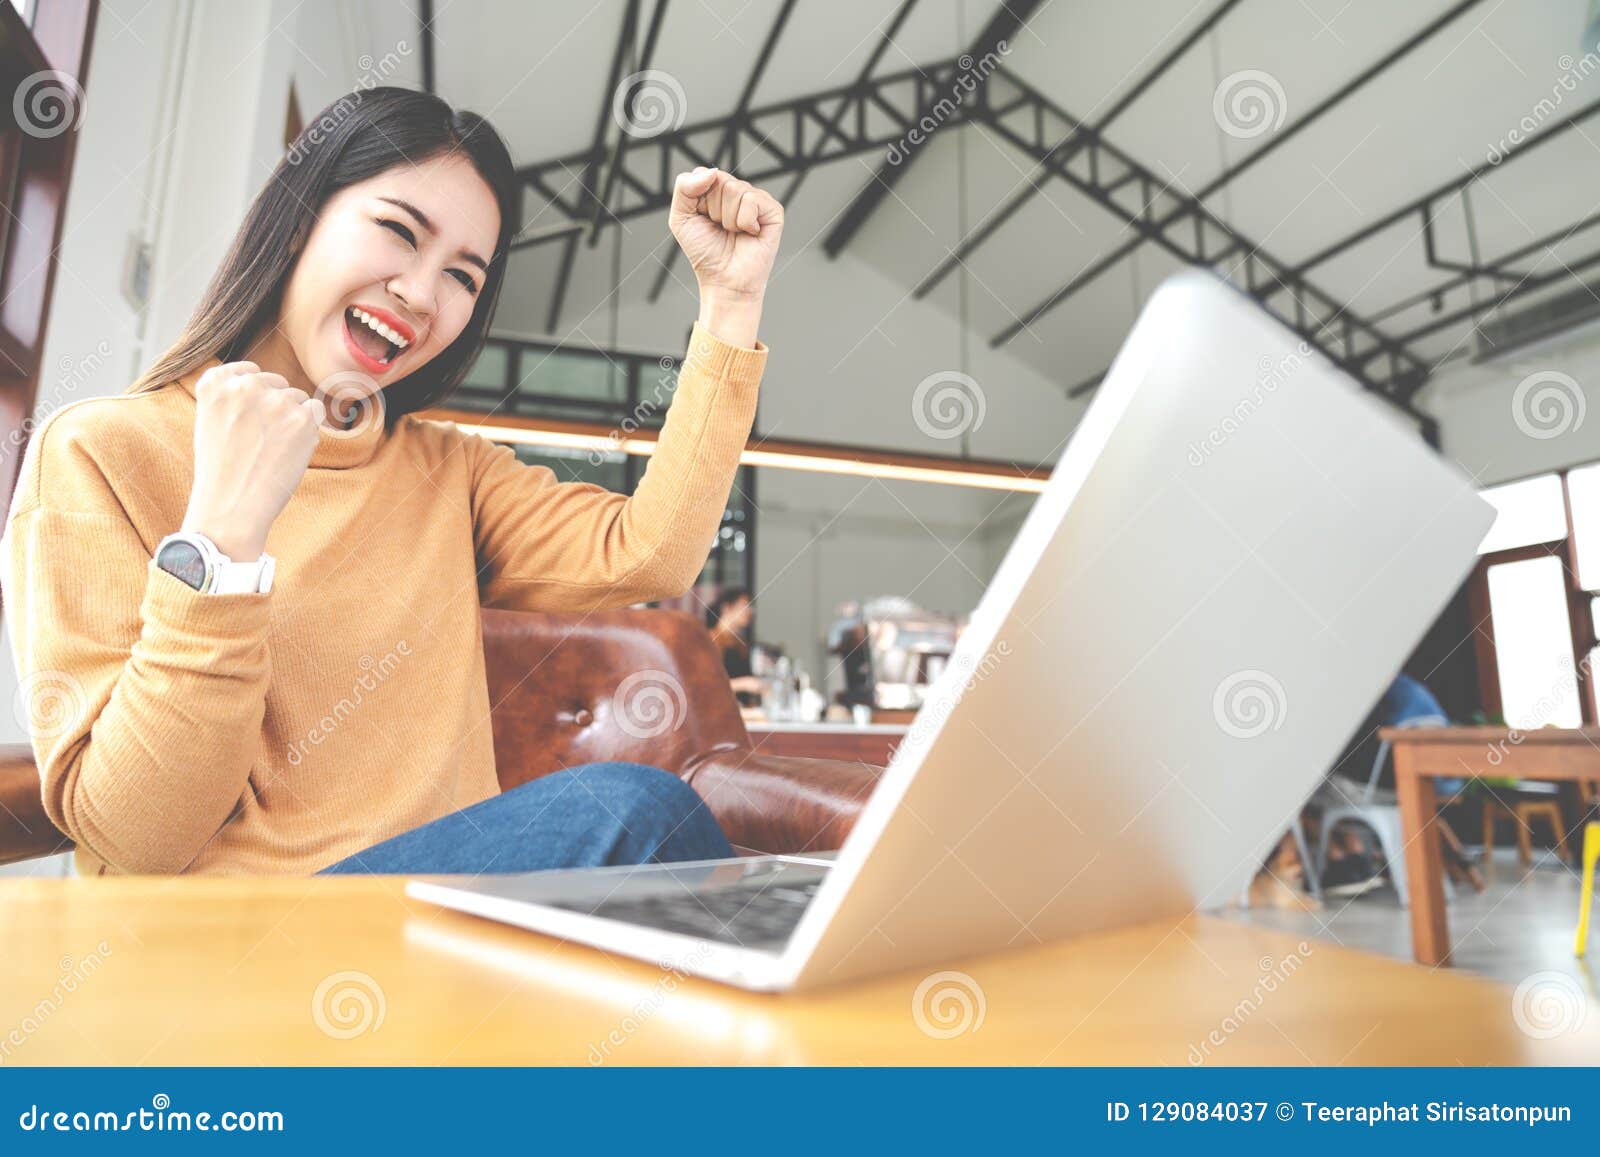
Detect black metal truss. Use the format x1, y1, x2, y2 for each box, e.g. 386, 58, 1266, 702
517, 57, 989, 227
914, 0, 1248, 301
515, 55, 1430, 423
988, 0, 1485, 352
646, 0, 798, 300
975, 69, 1435, 420
820, 0, 1045, 259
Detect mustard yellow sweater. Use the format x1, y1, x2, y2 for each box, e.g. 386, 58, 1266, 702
1, 325, 765, 876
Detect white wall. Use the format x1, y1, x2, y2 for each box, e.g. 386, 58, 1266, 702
0, 0, 321, 875
1423, 324, 1600, 486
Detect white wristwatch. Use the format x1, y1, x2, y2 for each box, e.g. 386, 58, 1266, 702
153, 531, 275, 594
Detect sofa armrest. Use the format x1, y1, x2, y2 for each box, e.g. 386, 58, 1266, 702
681, 748, 883, 855
0, 743, 72, 867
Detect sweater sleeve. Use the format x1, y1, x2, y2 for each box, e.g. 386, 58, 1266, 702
1, 436, 274, 874
467, 323, 766, 612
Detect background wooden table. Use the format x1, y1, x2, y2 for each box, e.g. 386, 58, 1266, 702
1387, 725, 1599, 966
2, 878, 1593, 1065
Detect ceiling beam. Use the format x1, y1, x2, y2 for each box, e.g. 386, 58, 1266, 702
647, 0, 799, 300
515, 56, 988, 224
547, 0, 642, 333
913, 0, 1246, 300
820, 0, 1045, 259
976, 69, 1432, 415
1002, 0, 1485, 331
418, 0, 436, 94
590, 0, 670, 243
779, 0, 921, 210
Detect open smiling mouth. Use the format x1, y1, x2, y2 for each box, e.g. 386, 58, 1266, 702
342, 306, 413, 374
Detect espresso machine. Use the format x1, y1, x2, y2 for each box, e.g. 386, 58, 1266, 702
827, 596, 960, 714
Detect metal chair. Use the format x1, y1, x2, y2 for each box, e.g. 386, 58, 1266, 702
1315, 713, 1451, 907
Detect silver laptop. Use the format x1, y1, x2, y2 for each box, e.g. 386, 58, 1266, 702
407, 271, 1493, 992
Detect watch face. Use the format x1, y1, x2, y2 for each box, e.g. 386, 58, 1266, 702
157, 540, 208, 590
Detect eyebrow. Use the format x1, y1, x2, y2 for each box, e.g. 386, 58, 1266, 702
377, 195, 490, 273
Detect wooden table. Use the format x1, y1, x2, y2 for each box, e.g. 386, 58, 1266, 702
1, 877, 1592, 1065
1387, 724, 1599, 966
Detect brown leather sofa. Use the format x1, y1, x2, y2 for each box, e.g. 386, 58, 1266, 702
0, 607, 884, 869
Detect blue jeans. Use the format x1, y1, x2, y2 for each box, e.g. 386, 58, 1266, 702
318, 762, 733, 874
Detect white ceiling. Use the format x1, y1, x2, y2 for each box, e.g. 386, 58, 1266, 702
414, 0, 1600, 402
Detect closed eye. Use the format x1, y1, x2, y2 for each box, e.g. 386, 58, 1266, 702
377, 217, 416, 246
447, 269, 480, 295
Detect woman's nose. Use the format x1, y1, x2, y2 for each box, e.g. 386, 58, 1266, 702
386, 272, 434, 320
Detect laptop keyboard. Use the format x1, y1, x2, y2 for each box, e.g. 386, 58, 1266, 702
547, 873, 825, 949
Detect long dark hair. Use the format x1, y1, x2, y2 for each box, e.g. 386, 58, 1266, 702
128, 87, 517, 423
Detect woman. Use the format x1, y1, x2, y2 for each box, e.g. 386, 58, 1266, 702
705, 587, 766, 706
1, 87, 784, 877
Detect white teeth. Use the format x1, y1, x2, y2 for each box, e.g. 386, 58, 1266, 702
350, 307, 410, 351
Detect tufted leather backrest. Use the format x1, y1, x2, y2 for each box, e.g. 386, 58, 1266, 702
481, 607, 750, 791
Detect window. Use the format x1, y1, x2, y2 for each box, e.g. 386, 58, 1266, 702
1470, 464, 1600, 724
1478, 474, 1567, 553
452, 335, 757, 598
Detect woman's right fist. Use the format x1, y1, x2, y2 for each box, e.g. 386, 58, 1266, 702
180, 361, 326, 562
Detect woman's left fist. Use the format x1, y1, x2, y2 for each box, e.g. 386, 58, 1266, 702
668, 167, 784, 300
